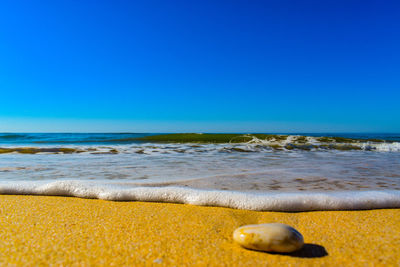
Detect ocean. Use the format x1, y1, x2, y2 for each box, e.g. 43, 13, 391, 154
1, 133, 400, 211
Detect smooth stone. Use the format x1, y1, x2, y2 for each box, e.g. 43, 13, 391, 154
233, 223, 304, 253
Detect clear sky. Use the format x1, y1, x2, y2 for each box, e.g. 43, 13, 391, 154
0, 0, 399, 133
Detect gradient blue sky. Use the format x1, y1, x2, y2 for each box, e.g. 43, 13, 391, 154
0, 0, 399, 132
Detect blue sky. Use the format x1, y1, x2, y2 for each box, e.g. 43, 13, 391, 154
0, 0, 399, 132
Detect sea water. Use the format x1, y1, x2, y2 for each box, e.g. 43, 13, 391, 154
0, 133, 399, 211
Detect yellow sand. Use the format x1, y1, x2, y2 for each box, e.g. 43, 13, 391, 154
0, 195, 399, 266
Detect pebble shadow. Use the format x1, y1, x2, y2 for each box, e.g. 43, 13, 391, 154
267, 244, 328, 258
290, 244, 328, 258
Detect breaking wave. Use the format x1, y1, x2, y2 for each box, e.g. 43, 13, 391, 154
1, 141, 400, 155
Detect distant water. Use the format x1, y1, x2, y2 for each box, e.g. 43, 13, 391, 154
1, 132, 400, 144
1, 133, 400, 211
0, 133, 152, 144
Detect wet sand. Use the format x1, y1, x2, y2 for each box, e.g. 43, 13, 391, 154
0, 195, 399, 266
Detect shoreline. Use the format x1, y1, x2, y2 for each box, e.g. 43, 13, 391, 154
2, 181, 400, 211
0, 195, 399, 265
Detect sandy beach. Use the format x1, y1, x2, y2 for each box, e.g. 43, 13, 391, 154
0, 195, 399, 266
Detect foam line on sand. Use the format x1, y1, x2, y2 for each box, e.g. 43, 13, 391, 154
1, 180, 400, 211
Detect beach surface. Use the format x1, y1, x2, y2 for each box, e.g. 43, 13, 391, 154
0, 195, 399, 266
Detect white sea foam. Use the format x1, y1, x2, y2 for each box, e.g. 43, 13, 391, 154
1, 180, 400, 211
1, 137, 400, 153
372, 142, 400, 152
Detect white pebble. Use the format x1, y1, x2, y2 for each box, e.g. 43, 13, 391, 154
233, 223, 304, 253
